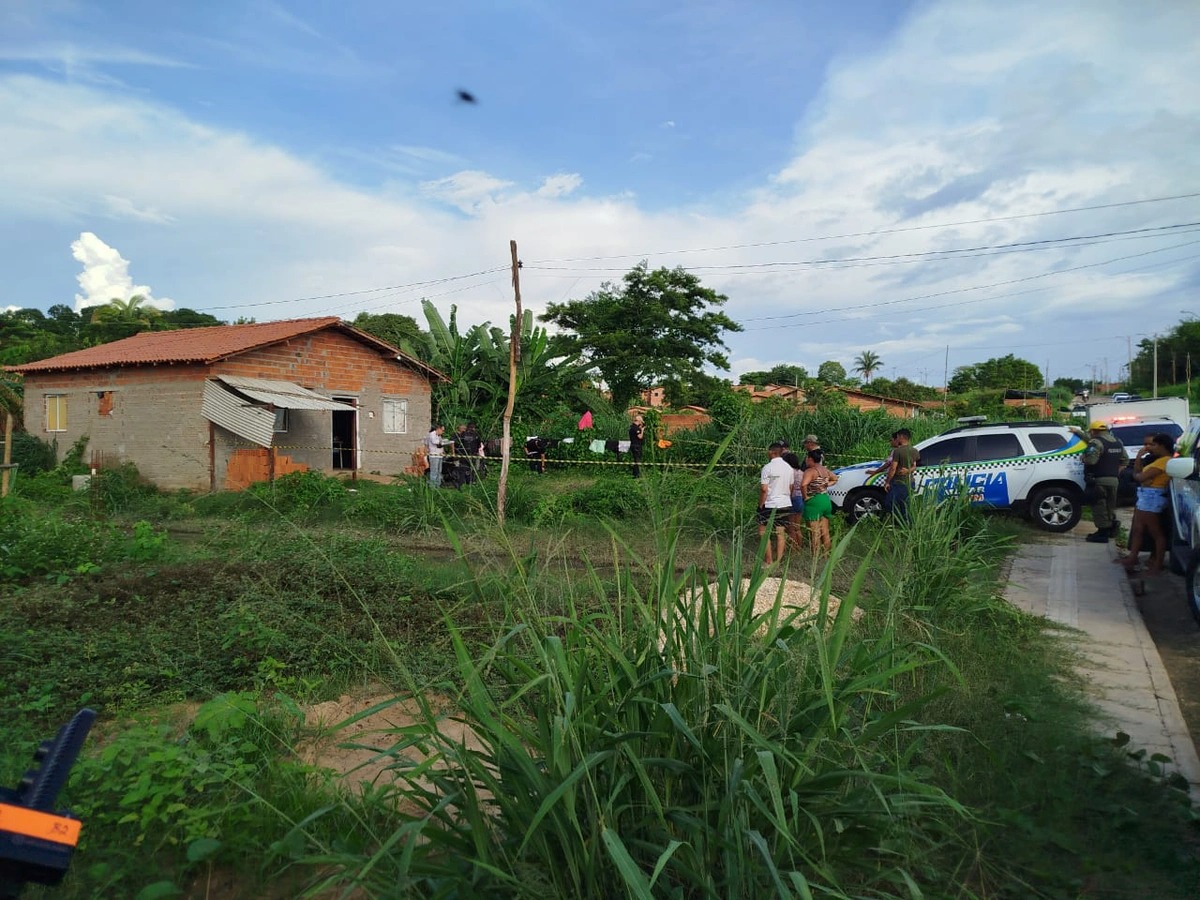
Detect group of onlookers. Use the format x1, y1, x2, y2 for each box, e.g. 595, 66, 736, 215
757, 434, 837, 562
1075, 420, 1175, 576
757, 429, 919, 563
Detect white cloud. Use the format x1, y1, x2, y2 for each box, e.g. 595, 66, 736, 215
71, 232, 174, 312
101, 194, 174, 224
1, 1, 1197, 384
419, 170, 514, 214
535, 173, 583, 198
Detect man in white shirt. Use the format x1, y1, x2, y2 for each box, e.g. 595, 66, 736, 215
758, 441, 793, 563
425, 424, 447, 487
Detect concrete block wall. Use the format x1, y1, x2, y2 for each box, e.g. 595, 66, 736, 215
22, 367, 211, 490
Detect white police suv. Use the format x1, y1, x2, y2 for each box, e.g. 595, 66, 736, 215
829, 419, 1088, 532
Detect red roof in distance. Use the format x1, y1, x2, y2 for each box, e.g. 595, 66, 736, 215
7, 317, 446, 380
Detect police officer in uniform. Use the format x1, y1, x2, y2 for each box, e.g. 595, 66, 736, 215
1076, 420, 1125, 543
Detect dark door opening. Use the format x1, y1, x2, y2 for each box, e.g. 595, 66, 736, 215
331, 399, 357, 469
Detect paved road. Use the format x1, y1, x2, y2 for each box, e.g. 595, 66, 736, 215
1003, 515, 1200, 798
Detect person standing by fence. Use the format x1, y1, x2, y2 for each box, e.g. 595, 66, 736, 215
425, 424, 448, 487
629, 414, 646, 478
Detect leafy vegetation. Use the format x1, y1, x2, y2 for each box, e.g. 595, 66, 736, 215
1, 409, 1197, 898
542, 262, 743, 410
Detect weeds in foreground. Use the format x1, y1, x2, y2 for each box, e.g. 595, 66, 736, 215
4, 457, 1198, 898
300, 536, 967, 898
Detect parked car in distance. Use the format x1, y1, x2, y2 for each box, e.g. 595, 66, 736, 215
1165, 417, 1200, 618
1111, 392, 1132, 402
828, 420, 1087, 532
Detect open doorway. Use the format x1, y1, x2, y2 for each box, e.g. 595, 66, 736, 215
331, 398, 357, 470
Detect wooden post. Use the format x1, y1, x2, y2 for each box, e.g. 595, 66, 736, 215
1, 411, 11, 498
497, 239, 522, 526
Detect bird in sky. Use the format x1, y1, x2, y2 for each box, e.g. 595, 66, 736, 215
456, 89, 478, 104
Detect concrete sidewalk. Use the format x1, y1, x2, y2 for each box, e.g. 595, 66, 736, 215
1003, 516, 1200, 798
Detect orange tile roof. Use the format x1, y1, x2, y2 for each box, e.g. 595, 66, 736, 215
7, 317, 445, 380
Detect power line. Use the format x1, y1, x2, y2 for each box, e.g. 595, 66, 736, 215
742, 239, 1200, 328
521, 222, 1200, 277
524, 191, 1200, 264
198, 266, 509, 312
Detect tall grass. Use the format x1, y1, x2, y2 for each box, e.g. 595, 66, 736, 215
298, 529, 967, 898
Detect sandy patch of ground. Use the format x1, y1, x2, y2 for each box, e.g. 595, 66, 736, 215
677, 576, 861, 631
299, 690, 484, 791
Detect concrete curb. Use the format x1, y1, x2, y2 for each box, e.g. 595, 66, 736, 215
1002, 525, 1200, 802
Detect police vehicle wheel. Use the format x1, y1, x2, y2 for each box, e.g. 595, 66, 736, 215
1187, 556, 1200, 627
1029, 485, 1082, 533
844, 488, 885, 524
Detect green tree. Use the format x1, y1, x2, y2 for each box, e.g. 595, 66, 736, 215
663, 371, 730, 408
737, 364, 807, 387
422, 301, 595, 434
1053, 377, 1088, 395
817, 360, 847, 384
352, 311, 433, 361
1129, 316, 1200, 392
853, 350, 882, 383
158, 308, 225, 329
88, 294, 162, 341
948, 354, 1043, 392
0, 308, 84, 366
541, 262, 742, 410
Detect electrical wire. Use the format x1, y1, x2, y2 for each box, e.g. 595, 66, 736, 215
741, 238, 1200, 326
524, 191, 1200, 263
521, 222, 1200, 276
198, 266, 509, 312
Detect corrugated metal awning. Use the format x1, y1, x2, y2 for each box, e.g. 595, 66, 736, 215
203, 380, 275, 447
202, 377, 354, 448
215, 375, 354, 411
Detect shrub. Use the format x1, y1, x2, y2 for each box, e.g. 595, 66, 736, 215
248, 470, 348, 516
9, 431, 57, 476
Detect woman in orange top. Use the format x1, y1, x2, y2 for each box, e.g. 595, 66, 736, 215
1118, 432, 1174, 576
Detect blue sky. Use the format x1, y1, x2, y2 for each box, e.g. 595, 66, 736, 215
2, 0, 1198, 389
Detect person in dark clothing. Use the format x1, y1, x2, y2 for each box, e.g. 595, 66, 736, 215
629, 414, 646, 478
1075, 421, 1125, 542
457, 422, 483, 484
526, 436, 548, 474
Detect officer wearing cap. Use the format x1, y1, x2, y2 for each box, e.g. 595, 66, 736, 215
1073, 420, 1125, 542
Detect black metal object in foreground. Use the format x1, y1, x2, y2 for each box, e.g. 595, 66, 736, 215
0, 709, 95, 898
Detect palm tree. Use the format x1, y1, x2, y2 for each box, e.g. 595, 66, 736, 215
89, 295, 163, 341
853, 350, 882, 383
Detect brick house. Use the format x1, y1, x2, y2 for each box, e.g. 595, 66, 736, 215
838, 387, 924, 418
7, 317, 446, 491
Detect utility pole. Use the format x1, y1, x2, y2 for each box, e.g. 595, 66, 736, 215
1153, 334, 1159, 398
943, 345, 949, 415
497, 239, 522, 527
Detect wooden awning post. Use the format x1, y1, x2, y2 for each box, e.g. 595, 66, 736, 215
1, 411, 12, 498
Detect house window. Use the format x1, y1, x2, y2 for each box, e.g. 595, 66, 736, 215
97, 391, 114, 417
382, 398, 408, 434
46, 394, 67, 432
273, 408, 290, 433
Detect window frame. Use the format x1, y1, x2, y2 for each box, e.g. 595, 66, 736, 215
272, 407, 290, 434
45, 394, 68, 433
382, 398, 408, 435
